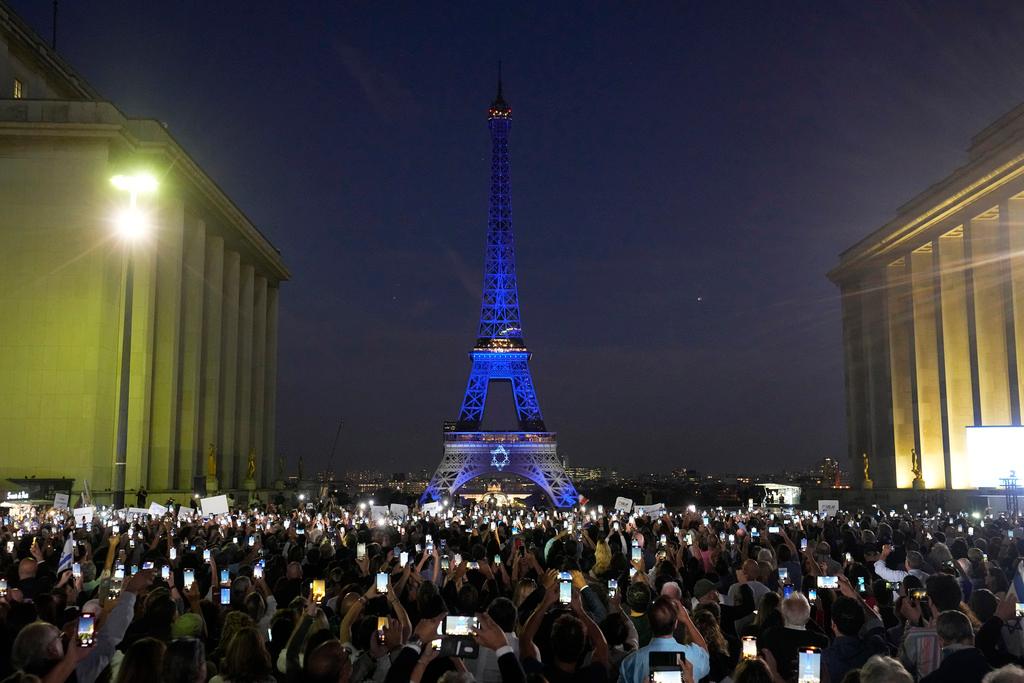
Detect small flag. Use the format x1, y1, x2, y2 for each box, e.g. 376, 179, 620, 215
57, 535, 75, 574
578, 494, 589, 507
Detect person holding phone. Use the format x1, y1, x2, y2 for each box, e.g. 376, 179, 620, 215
758, 593, 829, 681
616, 596, 710, 683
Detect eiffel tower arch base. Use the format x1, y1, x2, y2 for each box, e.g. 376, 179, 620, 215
421, 432, 577, 509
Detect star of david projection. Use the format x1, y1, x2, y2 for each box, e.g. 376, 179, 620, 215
490, 446, 510, 471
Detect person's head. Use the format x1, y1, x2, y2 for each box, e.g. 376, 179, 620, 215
550, 613, 586, 665
755, 592, 781, 626
982, 665, 1024, 683
513, 579, 537, 607
693, 579, 718, 604
11, 622, 62, 675
935, 610, 974, 648
926, 573, 964, 612
860, 656, 913, 683
692, 607, 728, 656
305, 639, 352, 683
780, 593, 811, 629
906, 551, 924, 571
660, 582, 682, 601
741, 559, 760, 582
733, 658, 775, 683
970, 589, 998, 623
115, 638, 166, 683
815, 541, 832, 563
832, 596, 866, 637
487, 597, 517, 634
163, 638, 207, 683
626, 582, 652, 614
222, 626, 272, 682
599, 612, 632, 649
648, 596, 679, 637
17, 558, 38, 581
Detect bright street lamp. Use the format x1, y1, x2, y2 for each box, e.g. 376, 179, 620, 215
110, 172, 158, 510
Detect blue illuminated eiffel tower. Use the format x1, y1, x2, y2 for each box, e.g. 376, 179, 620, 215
421, 78, 578, 509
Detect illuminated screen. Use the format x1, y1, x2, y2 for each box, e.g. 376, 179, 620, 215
966, 426, 1024, 487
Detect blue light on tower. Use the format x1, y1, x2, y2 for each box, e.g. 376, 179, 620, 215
420, 72, 578, 509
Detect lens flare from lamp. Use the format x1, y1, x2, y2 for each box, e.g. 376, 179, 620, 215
116, 207, 147, 240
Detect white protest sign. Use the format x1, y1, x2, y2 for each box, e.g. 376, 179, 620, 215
200, 494, 229, 517
421, 501, 442, 516
817, 500, 840, 518
614, 497, 634, 513
53, 493, 70, 510
370, 505, 389, 521
148, 502, 168, 517
177, 506, 194, 519
635, 503, 666, 517
73, 506, 95, 525
127, 507, 150, 517
390, 503, 409, 519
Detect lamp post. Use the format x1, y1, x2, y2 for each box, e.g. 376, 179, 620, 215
110, 172, 158, 509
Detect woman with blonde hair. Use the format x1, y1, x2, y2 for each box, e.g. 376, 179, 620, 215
212, 627, 275, 683
591, 539, 612, 578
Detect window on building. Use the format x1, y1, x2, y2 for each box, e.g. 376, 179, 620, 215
13, 78, 23, 99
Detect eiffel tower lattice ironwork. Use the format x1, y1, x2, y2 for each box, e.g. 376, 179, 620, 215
421, 77, 578, 509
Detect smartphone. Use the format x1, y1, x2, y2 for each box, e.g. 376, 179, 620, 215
801, 538, 808, 550
5, 541, 12, 554
73, 562, 82, 579
130, 564, 139, 576
783, 585, 794, 598
376, 616, 389, 644
742, 636, 758, 661
608, 578, 618, 597
444, 615, 480, 636
356, 543, 367, 560
220, 587, 231, 605
798, 648, 821, 683
183, 568, 195, 589
631, 546, 641, 562
1016, 603, 1024, 618
254, 564, 264, 579
808, 588, 818, 601
910, 588, 928, 601
0, 578, 7, 597
312, 579, 326, 603
114, 565, 125, 580
559, 579, 572, 604
613, 521, 620, 531
169, 547, 177, 560
161, 565, 171, 581
778, 567, 788, 581
203, 548, 211, 562
1010, 530, 1015, 538
375, 572, 388, 594
441, 555, 450, 571
248, 535, 255, 547
143, 561, 154, 570
816, 576, 839, 589
399, 551, 409, 567
77, 613, 96, 647
845, 552, 852, 563
218, 568, 229, 585
494, 554, 501, 565
857, 576, 866, 592
769, 526, 780, 534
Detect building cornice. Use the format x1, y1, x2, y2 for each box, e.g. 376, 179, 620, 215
0, 99, 289, 281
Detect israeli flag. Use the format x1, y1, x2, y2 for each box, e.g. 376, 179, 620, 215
57, 535, 75, 574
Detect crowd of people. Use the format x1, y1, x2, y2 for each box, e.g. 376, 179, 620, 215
2, 499, 1024, 683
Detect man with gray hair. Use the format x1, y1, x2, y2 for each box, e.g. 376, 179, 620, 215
875, 545, 930, 583
759, 593, 829, 680
920, 611, 992, 683
861, 656, 914, 683
983, 665, 1024, 683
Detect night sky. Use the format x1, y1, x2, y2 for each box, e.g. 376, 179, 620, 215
13, 1, 1024, 477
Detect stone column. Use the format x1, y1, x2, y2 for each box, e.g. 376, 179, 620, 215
218, 250, 241, 490
250, 276, 267, 489
910, 247, 945, 488
176, 217, 206, 490
198, 235, 224, 491
969, 213, 1012, 425
264, 286, 279, 488
235, 264, 255, 491
887, 258, 917, 488
1009, 198, 1024, 424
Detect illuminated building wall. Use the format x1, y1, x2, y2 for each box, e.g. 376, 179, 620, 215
830, 102, 1024, 489
0, 7, 288, 496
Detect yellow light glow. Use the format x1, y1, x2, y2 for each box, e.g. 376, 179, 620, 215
110, 172, 158, 195
115, 206, 148, 240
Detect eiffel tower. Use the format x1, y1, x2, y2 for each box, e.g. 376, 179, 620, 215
421, 77, 578, 509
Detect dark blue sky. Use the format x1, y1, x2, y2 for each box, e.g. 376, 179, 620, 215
15, 1, 1024, 476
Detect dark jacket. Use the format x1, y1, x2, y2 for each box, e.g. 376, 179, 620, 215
823, 634, 889, 683
920, 646, 993, 683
